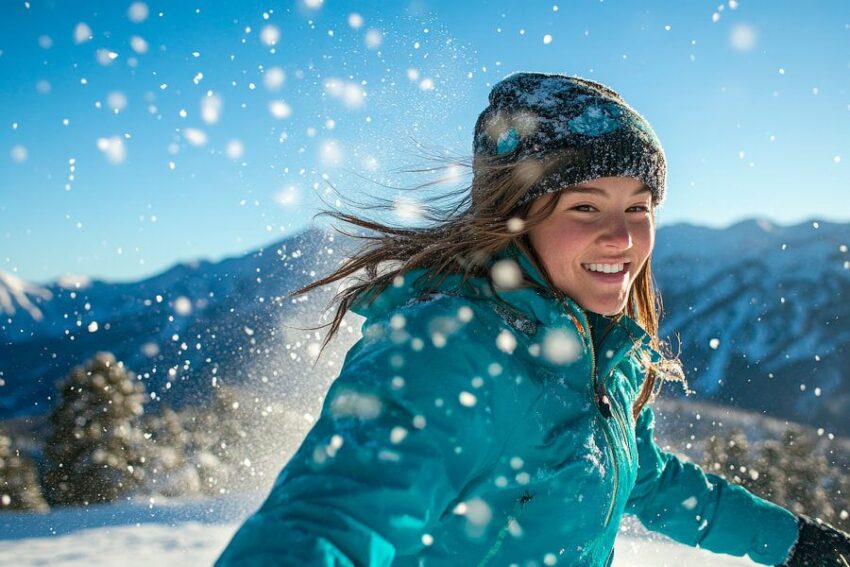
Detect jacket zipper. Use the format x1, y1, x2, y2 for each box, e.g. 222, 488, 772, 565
587, 321, 620, 528
476, 308, 636, 564
586, 316, 620, 528
589, 315, 639, 527
610, 344, 640, 469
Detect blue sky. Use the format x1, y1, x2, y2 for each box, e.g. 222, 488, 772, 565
1, 0, 848, 284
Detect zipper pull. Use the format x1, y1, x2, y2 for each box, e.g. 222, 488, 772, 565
595, 381, 613, 419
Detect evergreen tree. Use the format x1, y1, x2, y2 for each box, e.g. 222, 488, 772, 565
749, 439, 786, 503
827, 467, 850, 532
702, 427, 752, 486
702, 424, 846, 529
0, 428, 48, 512
186, 384, 249, 495
703, 433, 727, 475
726, 428, 751, 485
779, 426, 832, 519
43, 351, 148, 506
141, 406, 199, 497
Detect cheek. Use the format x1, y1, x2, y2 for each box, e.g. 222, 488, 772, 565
634, 223, 655, 262
543, 224, 589, 267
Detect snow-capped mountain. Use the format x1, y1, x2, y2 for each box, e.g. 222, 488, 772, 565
0, 271, 54, 327
0, 227, 357, 420
653, 218, 850, 435
2, 218, 848, 435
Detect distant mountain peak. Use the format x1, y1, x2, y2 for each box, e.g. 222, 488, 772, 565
754, 217, 775, 232
56, 274, 93, 290
0, 270, 53, 321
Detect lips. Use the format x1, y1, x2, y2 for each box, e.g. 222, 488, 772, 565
581, 262, 630, 283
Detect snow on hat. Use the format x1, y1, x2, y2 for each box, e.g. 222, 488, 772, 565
472, 72, 667, 208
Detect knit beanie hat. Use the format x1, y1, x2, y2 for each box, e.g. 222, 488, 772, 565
472, 72, 667, 209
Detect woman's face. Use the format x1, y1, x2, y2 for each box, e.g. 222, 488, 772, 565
526, 176, 655, 316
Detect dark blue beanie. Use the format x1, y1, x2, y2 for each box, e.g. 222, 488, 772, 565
472, 72, 667, 208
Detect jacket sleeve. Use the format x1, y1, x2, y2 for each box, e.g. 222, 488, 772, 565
625, 404, 799, 566
216, 309, 504, 566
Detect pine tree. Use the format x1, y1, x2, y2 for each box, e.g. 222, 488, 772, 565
779, 426, 832, 519
725, 428, 751, 485
142, 406, 199, 497
0, 428, 48, 512
43, 352, 148, 506
749, 439, 786, 503
704, 424, 844, 527
827, 467, 850, 532
186, 384, 249, 495
703, 433, 727, 475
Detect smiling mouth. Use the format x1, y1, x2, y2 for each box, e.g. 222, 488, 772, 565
581, 262, 630, 275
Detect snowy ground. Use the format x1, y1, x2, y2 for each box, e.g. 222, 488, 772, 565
0, 495, 755, 566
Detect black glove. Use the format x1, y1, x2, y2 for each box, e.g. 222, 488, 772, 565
780, 514, 850, 566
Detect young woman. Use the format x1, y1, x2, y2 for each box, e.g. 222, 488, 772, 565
217, 73, 850, 566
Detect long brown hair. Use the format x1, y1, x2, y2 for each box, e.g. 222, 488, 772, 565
286, 151, 683, 419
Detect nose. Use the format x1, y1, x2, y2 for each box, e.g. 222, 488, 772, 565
598, 213, 633, 250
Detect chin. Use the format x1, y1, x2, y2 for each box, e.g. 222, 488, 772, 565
585, 300, 626, 317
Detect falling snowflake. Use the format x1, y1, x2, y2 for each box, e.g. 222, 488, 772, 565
491, 259, 523, 289
541, 328, 581, 364
74, 22, 92, 43
348, 13, 364, 29
183, 128, 208, 147
263, 67, 285, 90
201, 93, 223, 124
128, 36, 148, 54
260, 25, 280, 46
364, 28, 383, 49
268, 100, 292, 119
96, 136, 126, 163
225, 139, 244, 159
128, 2, 149, 23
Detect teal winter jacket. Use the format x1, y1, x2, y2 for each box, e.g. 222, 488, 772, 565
217, 242, 799, 566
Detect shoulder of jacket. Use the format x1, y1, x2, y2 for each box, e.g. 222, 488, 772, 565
352, 291, 528, 373
362, 290, 509, 333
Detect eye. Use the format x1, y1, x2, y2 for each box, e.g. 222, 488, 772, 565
570, 204, 597, 212
628, 204, 651, 213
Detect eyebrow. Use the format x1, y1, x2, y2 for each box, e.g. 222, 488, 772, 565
567, 185, 652, 197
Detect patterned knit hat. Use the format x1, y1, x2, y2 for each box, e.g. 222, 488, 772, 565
472, 72, 667, 209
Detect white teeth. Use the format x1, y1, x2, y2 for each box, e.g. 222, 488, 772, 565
584, 263, 626, 274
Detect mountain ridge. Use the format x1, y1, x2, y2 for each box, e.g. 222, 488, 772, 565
2, 218, 848, 434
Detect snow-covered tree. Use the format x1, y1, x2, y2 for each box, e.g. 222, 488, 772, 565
702, 425, 849, 531
704, 428, 752, 485
141, 405, 200, 497
777, 426, 833, 518
43, 351, 148, 506
185, 384, 249, 495
0, 428, 48, 512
